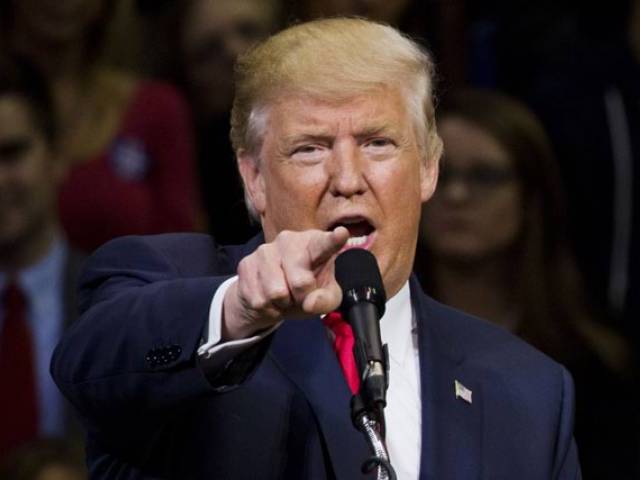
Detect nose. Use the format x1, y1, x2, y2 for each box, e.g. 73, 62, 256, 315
439, 177, 471, 204
328, 139, 367, 198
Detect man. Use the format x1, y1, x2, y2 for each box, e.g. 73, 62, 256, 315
0, 55, 84, 459
52, 18, 581, 479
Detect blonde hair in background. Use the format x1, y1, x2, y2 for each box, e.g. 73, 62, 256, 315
230, 17, 442, 163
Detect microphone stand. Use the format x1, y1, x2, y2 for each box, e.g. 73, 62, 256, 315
351, 396, 395, 480
350, 347, 397, 480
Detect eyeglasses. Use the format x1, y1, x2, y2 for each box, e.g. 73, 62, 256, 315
437, 164, 516, 194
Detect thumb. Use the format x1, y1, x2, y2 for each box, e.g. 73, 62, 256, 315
301, 280, 342, 315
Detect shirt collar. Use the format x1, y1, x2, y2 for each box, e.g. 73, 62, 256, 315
0, 236, 67, 298
380, 281, 413, 367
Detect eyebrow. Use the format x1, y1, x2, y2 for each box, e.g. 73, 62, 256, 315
281, 132, 333, 146
354, 124, 397, 141
281, 123, 399, 145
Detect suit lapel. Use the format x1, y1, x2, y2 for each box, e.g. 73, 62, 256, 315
269, 318, 370, 479
412, 278, 484, 479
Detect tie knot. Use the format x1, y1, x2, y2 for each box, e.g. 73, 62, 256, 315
323, 311, 351, 338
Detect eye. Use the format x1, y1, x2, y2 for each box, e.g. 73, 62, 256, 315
366, 138, 393, 148
363, 137, 396, 155
293, 145, 320, 154
290, 144, 327, 164
0, 138, 33, 165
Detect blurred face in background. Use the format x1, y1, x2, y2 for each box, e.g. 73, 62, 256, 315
11, 0, 107, 45
301, 0, 411, 24
421, 116, 523, 262
181, 0, 279, 117
0, 95, 62, 250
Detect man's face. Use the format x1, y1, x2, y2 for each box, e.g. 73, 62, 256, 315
0, 95, 60, 249
239, 88, 438, 297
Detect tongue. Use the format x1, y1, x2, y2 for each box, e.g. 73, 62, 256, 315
345, 221, 371, 237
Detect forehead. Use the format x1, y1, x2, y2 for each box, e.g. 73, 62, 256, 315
440, 116, 510, 167
264, 88, 412, 139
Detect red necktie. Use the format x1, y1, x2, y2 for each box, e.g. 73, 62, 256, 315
323, 311, 360, 394
0, 282, 38, 458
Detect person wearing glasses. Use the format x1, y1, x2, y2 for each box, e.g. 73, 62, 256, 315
417, 88, 638, 479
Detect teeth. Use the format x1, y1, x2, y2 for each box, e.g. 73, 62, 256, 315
346, 235, 368, 247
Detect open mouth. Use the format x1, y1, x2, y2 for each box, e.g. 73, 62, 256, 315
329, 218, 376, 250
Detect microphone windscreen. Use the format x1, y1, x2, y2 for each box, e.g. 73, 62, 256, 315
335, 248, 385, 294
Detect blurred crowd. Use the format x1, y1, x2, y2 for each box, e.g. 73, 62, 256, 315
0, 0, 638, 479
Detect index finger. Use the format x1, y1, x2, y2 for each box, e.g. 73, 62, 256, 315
307, 226, 350, 268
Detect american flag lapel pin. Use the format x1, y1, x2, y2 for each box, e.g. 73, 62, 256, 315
454, 380, 473, 404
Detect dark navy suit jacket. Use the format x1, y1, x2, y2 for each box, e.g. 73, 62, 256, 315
51, 233, 581, 479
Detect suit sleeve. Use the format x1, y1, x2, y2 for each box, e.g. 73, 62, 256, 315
552, 367, 583, 480
50, 235, 266, 438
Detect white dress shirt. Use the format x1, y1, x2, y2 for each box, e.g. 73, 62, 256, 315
197, 278, 422, 479
0, 237, 68, 437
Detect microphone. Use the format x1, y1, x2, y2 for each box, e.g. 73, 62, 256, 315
335, 248, 389, 412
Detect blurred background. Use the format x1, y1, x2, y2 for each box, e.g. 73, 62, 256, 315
0, 0, 638, 478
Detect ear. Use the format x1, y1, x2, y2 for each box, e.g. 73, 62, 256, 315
420, 156, 439, 202
237, 149, 266, 216
420, 135, 442, 202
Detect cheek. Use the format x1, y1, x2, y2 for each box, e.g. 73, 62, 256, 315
264, 165, 327, 227
373, 163, 424, 284
380, 157, 423, 196
372, 161, 425, 251
484, 188, 523, 246
18, 170, 55, 208
268, 165, 325, 200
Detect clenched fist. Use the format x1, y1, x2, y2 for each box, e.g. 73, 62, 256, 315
222, 227, 350, 340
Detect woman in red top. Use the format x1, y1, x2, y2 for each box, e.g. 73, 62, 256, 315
1, 0, 201, 252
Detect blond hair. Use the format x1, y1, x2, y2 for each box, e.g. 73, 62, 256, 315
230, 17, 442, 162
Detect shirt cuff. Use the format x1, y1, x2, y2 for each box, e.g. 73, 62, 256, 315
197, 276, 279, 370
